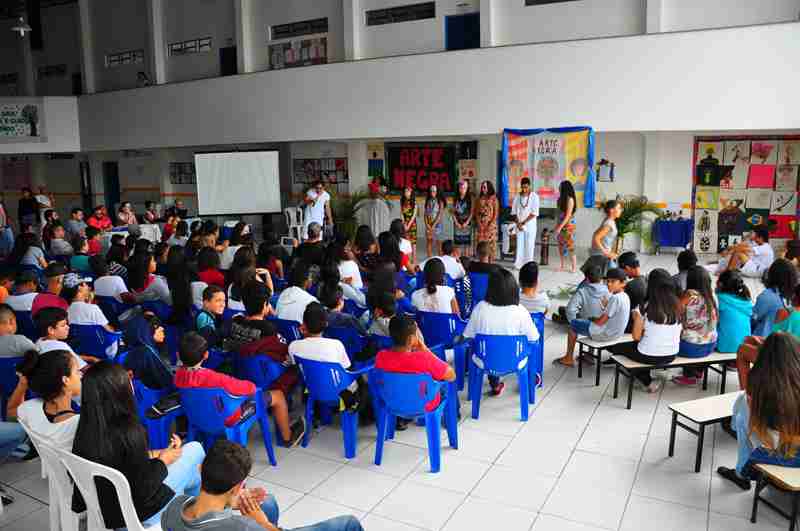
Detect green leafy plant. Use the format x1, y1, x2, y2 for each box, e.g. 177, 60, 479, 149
328, 187, 391, 240
605, 195, 663, 251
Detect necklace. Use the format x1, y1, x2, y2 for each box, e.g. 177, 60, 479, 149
518, 193, 530, 209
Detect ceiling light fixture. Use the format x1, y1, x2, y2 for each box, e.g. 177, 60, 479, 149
11, 17, 32, 37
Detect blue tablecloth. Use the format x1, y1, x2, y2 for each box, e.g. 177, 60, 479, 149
654, 219, 693, 248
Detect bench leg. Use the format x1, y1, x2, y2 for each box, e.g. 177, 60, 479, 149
613, 365, 620, 399
720, 365, 728, 395
626, 372, 634, 410
595, 348, 602, 387
702, 366, 709, 391
577, 344, 584, 379
695, 424, 705, 473
668, 411, 678, 457
791, 492, 799, 531
752, 477, 767, 523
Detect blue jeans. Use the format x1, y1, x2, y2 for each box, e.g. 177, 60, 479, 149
679, 340, 715, 359
250, 496, 363, 531
570, 319, 591, 336
142, 441, 206, 527
733, 394, 800, 478
0, 422, 27, 461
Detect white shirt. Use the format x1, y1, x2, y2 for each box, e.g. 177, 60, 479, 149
519, 291, 550, 314
68, 301, 109, 326
511, 192, 540, 233
305, 189, 330, 226
219, 245, 243, 270
17, 398, 80, 449
637, 319, 681, 358
751, 242, 775, 271
411, 286, 456, 314
340, 281, 366, 307
463, 301, 539, 343
191, 281, 208, 309
399, 238, 413, 256
276, 286, 318, 323
167, 235, 188, 247
94, 275, 128, 303
289, 337, 350, 369
6, 292, 37, 312
36, 338, 87, 369
338, 260, 363, 289
226, 284, 246, 312
421, 255, 466, 280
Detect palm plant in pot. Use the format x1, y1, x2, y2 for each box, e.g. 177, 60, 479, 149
608, 195, 663, 252
328, 186, 392, 240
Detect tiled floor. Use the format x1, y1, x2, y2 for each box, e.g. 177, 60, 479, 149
0, 253, 789, 531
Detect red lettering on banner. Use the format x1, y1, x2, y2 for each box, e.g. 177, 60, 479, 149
416, 170, 427, 189
392, 168, 407, 189
399, 149, 411, 166
421, 148, 432, 167
431, 148, 444, 169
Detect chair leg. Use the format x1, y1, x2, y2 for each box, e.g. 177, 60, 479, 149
425, 409, 442, 473
445, 384, 458, 449
301, 398, 314, 448
454, 344, 466, 392
257, 417, 277, 466
386, 413, 396, 440
342, 411, 358, 459
471, 369, 485, 419
374, 411, 388, 466
518, 370, 529, 422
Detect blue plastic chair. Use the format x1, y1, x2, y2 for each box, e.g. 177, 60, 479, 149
70, 324, 122, 360
95, 296, 132, 326
273, 277, 287, 292
370, 369, 458, 473
324, 326, 367, 361
179, 386, 277, 466
142, 300, 172, 322
342, 299, 369, 319
15, 310, 38, 342
294, 357, 372, 459
469, 273, 490, 310
233, 353, 286, 390
530, 312, 545, 395
469, 334, 530, 422
416, 311, 469, 391
222, 308, 243, 322
266, 317, 302, 342
205, 348, 232, 370
369, 334, 394, 351
0, 356, 23, 421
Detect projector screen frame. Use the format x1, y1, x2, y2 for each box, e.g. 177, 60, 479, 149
194, 149, 283, 217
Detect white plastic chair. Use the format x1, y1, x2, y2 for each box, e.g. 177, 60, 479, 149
284, 207, 304, 241
54, 446, 162, 531
18, 417, 80, 531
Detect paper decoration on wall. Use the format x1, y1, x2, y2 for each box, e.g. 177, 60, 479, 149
293, 157, 348, 184
719, 189, 746, 212
717, 166, 735, 188
719, 234, 743, 253
751, 141, 778, 164
695, 186, 720, 209
745, 208, 770, 230
770, 191, 798, 215
695, 164, 720, 186
723, 141, 751, 165
727, 159, 750, 189
745, 189, 772, 210
693, 231, 717, 254
747, 164, 776, 188
719, 209, 747, 235
768, 215, 797, 239
697, 142, 723, 165
367, 143, 385, 185
775, 164, 798, 191
694, 208, 718, 234
778, 141, 800, 165
458, 159, 478, 183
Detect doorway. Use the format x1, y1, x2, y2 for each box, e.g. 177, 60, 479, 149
445, 13, 480, 51
219, 46, 238, 76
102, 161, 120, 212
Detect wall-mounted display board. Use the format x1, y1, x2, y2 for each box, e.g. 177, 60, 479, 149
692, 135, 799, 255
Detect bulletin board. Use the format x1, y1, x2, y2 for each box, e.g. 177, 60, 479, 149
691, 135, 800, 255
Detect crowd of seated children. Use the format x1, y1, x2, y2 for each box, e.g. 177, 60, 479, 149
518, 261, 549, 314
196, 285, 227, 348
716, 270, 753, 353
319, 283, 368, 335
276, 260, 318, 323
751, 258, 797, 337
411, 258, 459, 314
178, 331, 304, 447
717, 227, 775, 277
0, 303, 35, 358
565, 265, 609, 324
555, 268, 630, 368
672, 249, 697, 292
672, 265, 719, 385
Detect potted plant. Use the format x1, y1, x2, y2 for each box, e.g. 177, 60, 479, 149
606, 195, 663, 252
327, 186, 392, 240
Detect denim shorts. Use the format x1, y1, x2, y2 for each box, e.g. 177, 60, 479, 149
570, 319, 591, 336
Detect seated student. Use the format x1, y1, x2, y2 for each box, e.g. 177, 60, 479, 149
718, 227, 775, 277
161, 439, 364, 531
178, 332, 304, 447
773, 283, 800, 338
70, 361, 205, 528
673, 249, 697, 292
424, 240, 466, 280
127, 251, 172, 305
752, 258, 797, 337
69, 236, 92, 274
11, 232, 48, 271
197, 247, 225, 288
90, 255, 128, 303
609, 270, 682, 393
257, 239, 285, 281
555, 268, 630, 368
468, 241, 501, 276
318, 262, 366, 308
673, 265, 720, 385
319, 283, 368, 336
11, 349, 82, 448
292, 222, 326, 268
329, 236, 363, 289
31, 262, 69, 317
390, 218, 414, 259
717, 269, 753, 353
5, 270, 38, 313
718, 332, 800, 491
463, 268, 539, 396
226, 247, 274, 314
106, 242, 130, 281
367, 292, 397, 337
290, 303, 364, 412
353, 225, 380, 275
375, 315, 456, 411
0, 303, 35, 358
617, 251, 648, 314
518, 261, 550, 314
34, 307, 95, 368
565, 265, 609, 323
48, 223, 73, 256
167, 220, 189, 247
411, 258, 459, 314
64, 207, 87, 241
85, 226, 102, 256
377, 231, 413, 275
122, 312, 174, 391
0, 267, 14, 304
275, 260, 318, 323
196, 285, 226, 348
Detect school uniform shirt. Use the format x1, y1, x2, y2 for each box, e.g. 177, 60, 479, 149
134, 275, 172, 305
31, 293, 68, 317
411, 286, 456, 314
275, 286, 318, 323
422, 255, 466, 280
519, 291, 550, 314
21, 246, 45, 268
375, 348, 450, 411
219, 245, 243, 270
289, 337, 350, 369
49, 238, 73, 256
589, 291, 630, 342
463, 301, 539, 343
636, 318, 682, 358
36, 338, 87, 369
67, 301, 109, 326
338, 260, 363, 289
0, 334, 35, 358
17, 398, 79, 449
93, 275, 128, 303
6, 292, 37, 312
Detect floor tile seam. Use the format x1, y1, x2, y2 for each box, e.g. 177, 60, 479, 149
536, 509, 616, 531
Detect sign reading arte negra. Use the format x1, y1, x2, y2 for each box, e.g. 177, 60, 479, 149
0, 98, 46, 142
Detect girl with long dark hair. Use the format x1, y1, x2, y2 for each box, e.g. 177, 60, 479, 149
377, 231, 410, 274
451, 180, 474, 256
328, 235, 362, 289
227, 246, 272, 312
423, 185, 446, 259
752, 258, 797, 337
401, 186, 418, 264
411, 258, 458, 314
673, 265, 719, 385
583, 199, 622, 276
353, 224, 379, 274
71, 361, 205, 528
257, 240, 285, 280
716, 269, 753, 353
128, 252, 172, 305
165, 246, 195, 325
475, 180, 499, 263
553, 180, 578, 273
10, 231, 47, 269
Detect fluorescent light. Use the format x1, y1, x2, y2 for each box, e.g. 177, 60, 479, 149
11, 17, 32, 37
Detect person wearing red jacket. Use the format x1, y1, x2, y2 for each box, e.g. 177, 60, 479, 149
86, 205, 113, 232
175, 332, 305, 447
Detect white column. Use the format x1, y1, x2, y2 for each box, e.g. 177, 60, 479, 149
343, 0, 362, 61
147, 0, 167, 84
479, 0, 495, 47
234, 0, 256, 74
347, 141, 368, 194
77, 0, 96, 94
645, 0, 665, 33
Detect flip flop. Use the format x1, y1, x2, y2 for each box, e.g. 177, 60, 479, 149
552, 357, 575, 368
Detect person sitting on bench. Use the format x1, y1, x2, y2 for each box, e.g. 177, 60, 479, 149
717, 227, 775, 278
718, 332, 800, 490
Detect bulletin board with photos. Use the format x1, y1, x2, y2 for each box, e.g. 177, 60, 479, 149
692, 136, 800, 255
292, 158, 348, 184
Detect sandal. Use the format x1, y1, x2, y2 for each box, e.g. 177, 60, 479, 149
552, 357, 575, 368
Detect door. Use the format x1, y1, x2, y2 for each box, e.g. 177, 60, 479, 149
102, 161, 120, 212
219, 46, 238, 76
445, 13, 480, 51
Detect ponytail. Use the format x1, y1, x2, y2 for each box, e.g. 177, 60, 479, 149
17, 349, 73, 402
423, 258, 445, 296
718, 270, 752, 301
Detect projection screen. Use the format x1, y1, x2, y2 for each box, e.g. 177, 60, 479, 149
194, 151, 281, 215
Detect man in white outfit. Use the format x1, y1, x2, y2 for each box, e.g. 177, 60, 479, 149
303, 180, 332, 240
512, 177, 540, 269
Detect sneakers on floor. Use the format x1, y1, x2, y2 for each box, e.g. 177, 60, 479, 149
489, 382, 505, 397
285, 417, 306, 448
672, 375, 699, 386
717, 466, 751, 490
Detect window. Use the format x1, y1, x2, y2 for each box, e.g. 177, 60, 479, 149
0, 73, 19, 84
37, 64, 67, 79
270, 17, 328, 41
525, 0, 580, 5
105, 49, 144, 68
169, 37, 212, 56
366, 2, 436, 26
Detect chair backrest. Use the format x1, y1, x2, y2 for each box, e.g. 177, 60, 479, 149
369, 334, 394, 351
416, 311, 466, 347
70, 324, 121, 360
179, 386, 247, 435
342, 299, 368, 319
222, 307, 243, 322
371, 368, 443, 418
95, 296, 128, 322
469, 273, 490, 308
16, 310, 38, 342
284, 207, 303, 227
324, 326, 366, 358
141, 300, 172, 322
266, 317, 302, 342
295, 357, 358, 403
54, 445, 149, 531
415, 271, 455, 291
530, 312, 545, 340
0, 356, 22, 397
473, 334, 529, 374
233, 353, 286, 389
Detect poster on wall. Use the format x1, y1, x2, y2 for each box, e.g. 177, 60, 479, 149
367, 143, 385, 186
723, 141, 751, 165
501, 127, 595, 208
269, 37, 327, 70
750, 141, 778, 164
745, 189, 772, 210
778, 141, 800, 165
386, 145, 456, 194
775, 164, 798, 191
0, 99, 46, 142
697, 142, 723, 165
719, 189, 746, 212
770, 190, 797, 215
292, 157, 348, 184
748, 165, 776, 188
695, 186, 720, 210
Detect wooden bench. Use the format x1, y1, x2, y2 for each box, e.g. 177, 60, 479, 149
668, 392, 742, 472
752, 464, 800, 531
576, 334, 633, 386
610, 351, 737, 409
